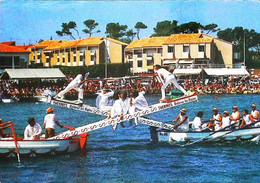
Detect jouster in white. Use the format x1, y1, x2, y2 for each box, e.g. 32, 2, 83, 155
154, 65, 187, 99
56, 72, 89, 101
173, 108, 189, 132
96, 90, 114, 112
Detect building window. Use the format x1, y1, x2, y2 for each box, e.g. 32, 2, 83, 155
138, 60, 142, 67
147, 59, 154, 66
183, 45, 190, 52
80, 52, 85, 62
168, 45, 174, 53
199, 45, 205, 52
68, 53, 70, 63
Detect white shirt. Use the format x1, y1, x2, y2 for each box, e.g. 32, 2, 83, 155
222, 116, 231, 129
132, 91, 148, 110
44, 113, 58, 129
243, 114, 252, 125
97, 91, 114, 109
212, 113, 221, 125
177, 114, 189, 132
111, 97, 130, 118
154, 68, 171, 84
191, 116, 202, 131
251, 110, 259, 121
68, 74, 83, 87
24, 123, 42, 140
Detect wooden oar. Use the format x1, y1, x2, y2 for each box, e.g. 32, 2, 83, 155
9, 121, 21, 163
63, 125, 75, 131
181, 122, 238, 147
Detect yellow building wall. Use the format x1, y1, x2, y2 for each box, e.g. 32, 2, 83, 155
206, 43, 211, 59
142, 54, 148, 69
109, 42, 123, 63
175, 45, 183, 58
214, 39, 233, 67
76, 51, 80, 66
132, 55, 138, 73
190, 44, 198, 58
154, 53, 162, 65
162, 45, 168, 59
52, 54, 58, 66
85, 50, 91, 66
65, 52, 68, 66
41, 52, 46, 66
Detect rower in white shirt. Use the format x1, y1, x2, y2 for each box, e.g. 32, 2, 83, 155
24, 117, 42, 140
154, 65, 187, 100
250, 104, 260, 127
219, 111, 231, 130
96, 89, 114, 112
55, 72, 89, 103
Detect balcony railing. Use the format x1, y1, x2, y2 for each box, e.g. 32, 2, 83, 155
182, 52, 189, 58
167, 52, 174, 59
79, 61, 84, 66
198, 52, 205, 58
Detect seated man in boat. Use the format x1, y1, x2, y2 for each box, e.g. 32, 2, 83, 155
54, 72, 89, 103
172, 108, 189, 132
0, 118, 11, 138
153, 65, 187, 100
208, 108, 222, 131
43, 107, 64, 138
129, 89, 149, 125
96, 89, 114, 112
229, 105, 241, 128
24, 117, 42, 140
219, 111, 231, 130
250, 104, 260, 127
107, 91, 130, 130
191, 111, 205, 131
239, 109, 252, 128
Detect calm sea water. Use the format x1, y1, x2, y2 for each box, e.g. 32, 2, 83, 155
1, 94, 260, 183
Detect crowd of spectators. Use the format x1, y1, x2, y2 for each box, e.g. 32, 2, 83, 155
0, 74, 259, 100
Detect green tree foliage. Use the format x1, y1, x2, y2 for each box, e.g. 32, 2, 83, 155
218, 27, 260, 67
134, 22, 147, 39
56, 21, 80, 40
152, 20, 203, 36
82, 19, 101, 37
126, 29, 137, 42
203, 23, 220, 34
105, 23, 128, 40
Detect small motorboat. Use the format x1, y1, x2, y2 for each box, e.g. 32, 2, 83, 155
0, 121, 88, 158
2, 97, 19, 103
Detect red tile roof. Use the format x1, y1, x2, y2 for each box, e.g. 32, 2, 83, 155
0, 44, 30, 53
1, 41, 16, 46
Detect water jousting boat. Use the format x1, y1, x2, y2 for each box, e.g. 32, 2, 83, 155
150, 126, 260, 143
0, 121, 88, 159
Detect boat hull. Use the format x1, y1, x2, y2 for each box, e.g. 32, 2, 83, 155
0, 137, 86, 158
152, 127, 260, 143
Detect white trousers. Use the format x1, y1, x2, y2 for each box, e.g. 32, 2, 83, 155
161, 75, 187, 99
57, 84, 83, 100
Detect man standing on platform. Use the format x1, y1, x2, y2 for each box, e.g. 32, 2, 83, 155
153, 65, 187, 100
54, 72, 89, 103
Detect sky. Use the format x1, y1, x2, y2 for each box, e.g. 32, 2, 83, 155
0, 0, 260, 45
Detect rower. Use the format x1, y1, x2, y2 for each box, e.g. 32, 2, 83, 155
219, 111, 231, 130
54, 72, 89, 103
96, 89, 114, 112
172, 108, 189, 132
24, 117, 42, 140
239, 109, 252, 128
153, 65, 187, 100
229, 105, 241, 128
191, 111, 204, 131
250, 104, 260, 127
208, 107, 222, 131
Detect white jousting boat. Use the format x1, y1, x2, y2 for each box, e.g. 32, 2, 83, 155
0, 121, 88, 158
151, 127, 260, 143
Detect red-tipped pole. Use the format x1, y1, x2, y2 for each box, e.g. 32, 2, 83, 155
9, 122, 21, 163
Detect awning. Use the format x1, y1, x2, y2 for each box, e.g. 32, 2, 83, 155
173, 68, 202, 75
163, 60, 177, 64
204, 68, 249, 76
178, 60, 194, 64
1, 68, 66, 79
